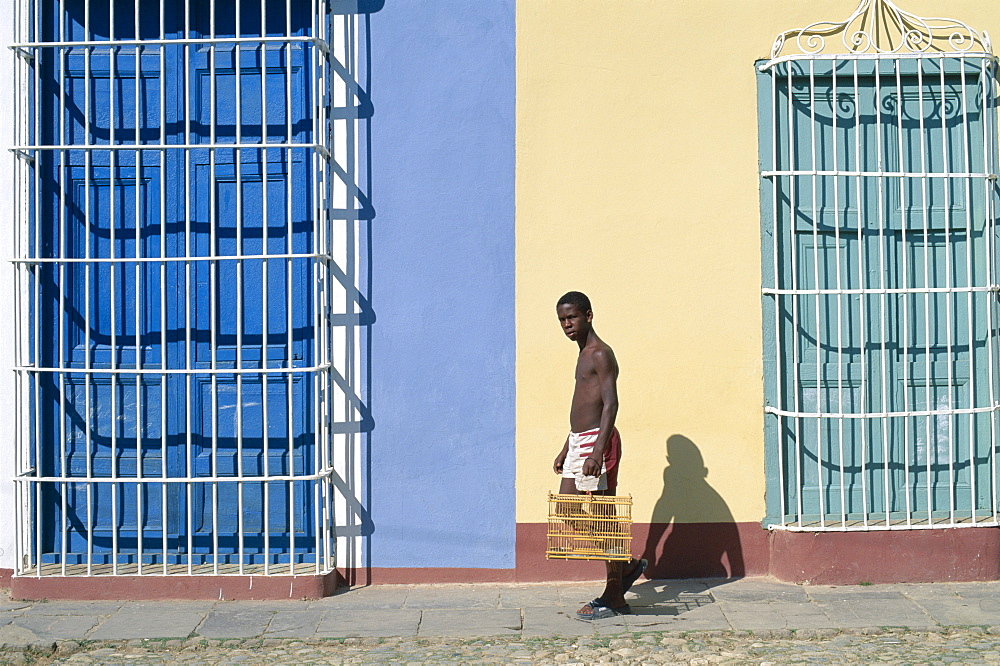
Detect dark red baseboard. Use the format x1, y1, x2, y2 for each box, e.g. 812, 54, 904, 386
340, 567, 517, 587
10, 573, 337, 601
338, 522, 771, 586
0, 568, 12, 588
770, 526, 1000, 584
513, 522, 771, 582
341, 523, 1000, 586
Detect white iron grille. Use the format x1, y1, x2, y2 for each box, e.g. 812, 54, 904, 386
11, 0, 339, 576
760, 51, 1000, 532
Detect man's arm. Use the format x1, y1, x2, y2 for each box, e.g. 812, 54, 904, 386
553, 435, 570, 474
582, 348, 618, 477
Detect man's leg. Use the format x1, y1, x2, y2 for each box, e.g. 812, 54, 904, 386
558, 479, 610, 613
595, 557, 643, 610
559, 477, 579, 495
557, 478, 603, 542
575, 488, 642, 617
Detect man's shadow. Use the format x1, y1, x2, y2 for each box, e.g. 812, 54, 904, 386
641, 434, 744, 579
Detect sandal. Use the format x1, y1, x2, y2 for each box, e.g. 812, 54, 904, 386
577, 602, 631, 621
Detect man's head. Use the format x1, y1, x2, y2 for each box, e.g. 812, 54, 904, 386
556, 291, 593, 342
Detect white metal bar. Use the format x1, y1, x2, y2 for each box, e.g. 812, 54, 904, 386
12, 1, 20, 578
940, 58, 957, 526
52, 0, 63, 574
57, 0, 67, 575
32, 0, 41, 576
832, 58, 847, 526
16, 253, 330, 263
766, 404, 999, 418
785, 62, 804, 525
109, 2, 120, 575
852, 59, 870, 528
286, 0, 296, 575
808, 59, 826, 527
12, 0, 24, 575
312, 0, 322, 578
320, 0, 333, 571
13, 467, 336, 485
259, 3, 271, 573
763, 285, 998, 296
12, 0, 21, 574
184, 0, 194, 576
324, 9, 335, 572
4, 566, 346, 577
894, 57, 912, 527
959, 55, 978, 523
209, 2, 220, 576
767, 64, 783, 523
134, 0, 143, 574
14, 142, 332, 153
15, 364, 333, 375
235, 0, 246, 575
83, 0, 94, 576
772, 519, 1000, 532
985, 58, 1000, 524
761, 52, 998, 71
874, 58, 892, 527
159, 0, 168, 575
918, 59, 934, 524
12, 35, 331, 52
763, 170, 996, 178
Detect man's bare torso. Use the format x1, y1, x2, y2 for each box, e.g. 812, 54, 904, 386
570, 336, 619, 432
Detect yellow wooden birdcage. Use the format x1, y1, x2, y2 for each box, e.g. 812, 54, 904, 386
546, 492, 632, 561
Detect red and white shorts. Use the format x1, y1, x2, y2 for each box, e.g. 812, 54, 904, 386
561, 427, 621, 492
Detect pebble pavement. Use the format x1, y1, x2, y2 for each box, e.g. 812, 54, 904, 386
5, 577, 1000, 664
6, 628, 1000, 664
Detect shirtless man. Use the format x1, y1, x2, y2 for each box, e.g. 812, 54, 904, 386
553, 291, 646, 620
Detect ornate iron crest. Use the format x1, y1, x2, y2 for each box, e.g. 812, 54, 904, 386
770, 0, 991, 58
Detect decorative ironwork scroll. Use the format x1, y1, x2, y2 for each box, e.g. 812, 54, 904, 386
770, 0, 991, 59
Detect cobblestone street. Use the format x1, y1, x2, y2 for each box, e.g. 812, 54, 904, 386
6, 578, 1000, 663
5, 627, 1000, 664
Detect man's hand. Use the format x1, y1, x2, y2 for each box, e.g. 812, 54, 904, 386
582, 456, 602, 477
553, 451, 567, 475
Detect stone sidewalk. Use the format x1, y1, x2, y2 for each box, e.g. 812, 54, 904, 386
3, 577, 1000, 648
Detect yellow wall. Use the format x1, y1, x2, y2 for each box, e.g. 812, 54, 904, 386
515, 1, 1000, 524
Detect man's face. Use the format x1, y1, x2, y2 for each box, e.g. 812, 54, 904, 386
557, 303, 592, 342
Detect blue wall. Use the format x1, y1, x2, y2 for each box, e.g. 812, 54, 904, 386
368, 0, 516, 568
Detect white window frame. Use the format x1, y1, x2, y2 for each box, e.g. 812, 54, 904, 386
8, 0, 362, 578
